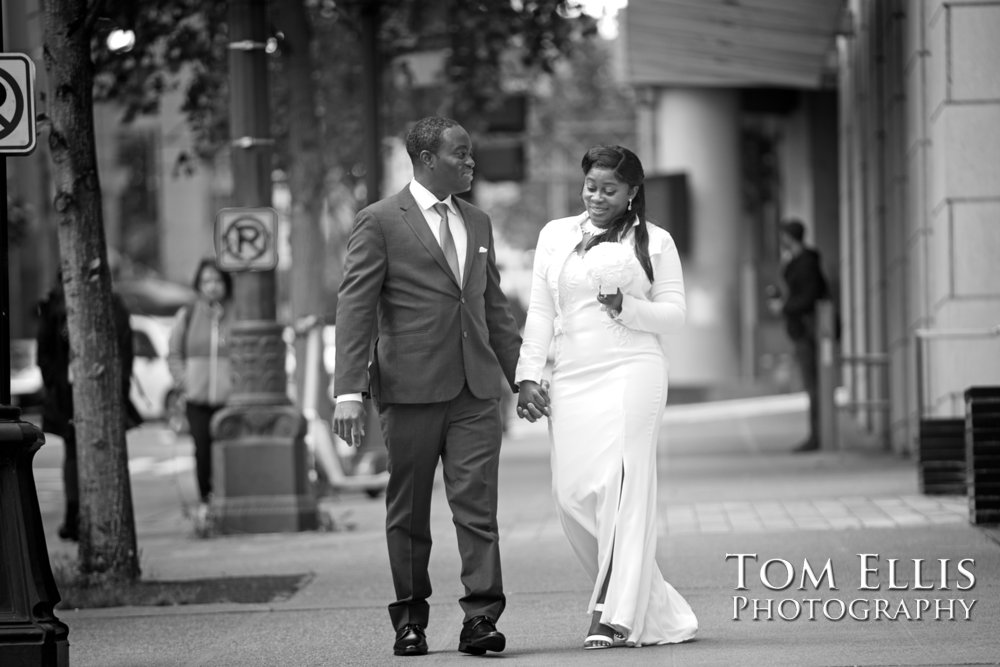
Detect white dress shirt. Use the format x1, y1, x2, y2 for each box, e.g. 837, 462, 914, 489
337, 179, 469, 405
409, 179, 468, 284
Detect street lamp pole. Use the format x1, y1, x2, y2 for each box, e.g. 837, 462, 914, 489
210, 0, 317, 533
0, 14, 69, 665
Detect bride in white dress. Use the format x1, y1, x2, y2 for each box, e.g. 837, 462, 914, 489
514, 145, 698, 649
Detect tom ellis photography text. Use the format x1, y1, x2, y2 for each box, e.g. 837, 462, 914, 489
726, 553, 977, 622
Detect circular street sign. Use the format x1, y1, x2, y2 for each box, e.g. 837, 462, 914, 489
214, 207, 279, 272
0, 68, 25, 141
222, 214, 272, 263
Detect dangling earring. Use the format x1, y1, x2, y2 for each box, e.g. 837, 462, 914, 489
627, 199, 633, 211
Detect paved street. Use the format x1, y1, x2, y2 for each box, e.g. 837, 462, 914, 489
27, 395, 1000, 666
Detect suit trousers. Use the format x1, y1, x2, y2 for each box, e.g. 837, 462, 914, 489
380, 384, 505, 630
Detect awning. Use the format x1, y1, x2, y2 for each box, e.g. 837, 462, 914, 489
625, 0, 848, 89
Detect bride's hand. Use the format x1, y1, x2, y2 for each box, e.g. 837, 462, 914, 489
517, 380, 551, 422
597, 288, 623, 316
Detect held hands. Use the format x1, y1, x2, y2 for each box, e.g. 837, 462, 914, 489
516, 380, 551, 422
333, 400, 366, 447
596, 288, 623, 317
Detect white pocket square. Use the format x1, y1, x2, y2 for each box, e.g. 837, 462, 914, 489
478, 246, 488, 253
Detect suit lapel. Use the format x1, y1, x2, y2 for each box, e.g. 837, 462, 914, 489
398, 189, 460, 286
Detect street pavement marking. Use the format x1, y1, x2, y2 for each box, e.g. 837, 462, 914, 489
664, 494, 967, 534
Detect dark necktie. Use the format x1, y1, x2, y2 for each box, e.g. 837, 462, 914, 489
433, 202, 461, 281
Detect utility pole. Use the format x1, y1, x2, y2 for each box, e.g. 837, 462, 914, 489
210, 0, 317, 533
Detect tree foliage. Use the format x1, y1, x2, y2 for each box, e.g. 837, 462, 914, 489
90, 0, 596, 192
486, 37, 638, 249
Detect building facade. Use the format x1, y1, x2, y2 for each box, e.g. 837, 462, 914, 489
624, 0, 1000, 451
838, 0, 1000, 453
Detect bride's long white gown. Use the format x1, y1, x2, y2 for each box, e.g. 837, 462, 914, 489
517, 217, 697, 646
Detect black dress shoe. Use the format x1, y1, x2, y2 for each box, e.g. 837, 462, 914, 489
458, 616, 506, 655
393, 624, 427, 656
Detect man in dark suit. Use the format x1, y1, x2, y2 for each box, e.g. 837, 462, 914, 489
333, 117, 529, 656
770, 219, 830, 452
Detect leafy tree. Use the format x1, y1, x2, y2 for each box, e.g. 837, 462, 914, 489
39, 0, 140, 581
91, 0, 596, 211
487, 36, 637, 249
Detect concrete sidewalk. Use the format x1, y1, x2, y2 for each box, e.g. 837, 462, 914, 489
37, 395, 1000, 666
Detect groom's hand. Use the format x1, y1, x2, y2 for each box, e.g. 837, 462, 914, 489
517, 380, 551, 422
333, 400, 366, 447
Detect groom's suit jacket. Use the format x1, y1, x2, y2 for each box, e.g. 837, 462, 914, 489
334, 186, 521, 405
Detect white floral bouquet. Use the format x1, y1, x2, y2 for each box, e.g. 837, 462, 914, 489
583, 242, 636, 295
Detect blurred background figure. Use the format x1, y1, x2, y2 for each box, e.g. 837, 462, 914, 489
36, 271, 139, 541
167, 258, 234, 526
767, 219, 831, 452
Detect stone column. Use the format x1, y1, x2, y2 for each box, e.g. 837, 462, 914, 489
652, 88, 742, 387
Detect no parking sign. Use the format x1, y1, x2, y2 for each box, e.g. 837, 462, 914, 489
0, 53, 36, 155
215, 207, 279, 272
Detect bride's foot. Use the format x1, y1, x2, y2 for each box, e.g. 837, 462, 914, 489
583, 607, 624, 650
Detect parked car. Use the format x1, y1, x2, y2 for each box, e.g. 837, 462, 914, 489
116, 277, 197, 317
130, 313, 187, 433
10, 338, 44, 409
10, 314, 185, 432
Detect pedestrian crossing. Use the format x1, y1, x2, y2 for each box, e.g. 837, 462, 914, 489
664, 494, 967, 534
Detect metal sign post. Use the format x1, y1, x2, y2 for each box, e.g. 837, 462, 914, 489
0, 52, 37, 405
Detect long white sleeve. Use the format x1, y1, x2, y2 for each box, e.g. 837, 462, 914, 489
515, 235, 556, 384
615, 233, 686, 334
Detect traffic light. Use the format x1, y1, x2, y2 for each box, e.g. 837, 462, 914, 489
474, 94, 527, 182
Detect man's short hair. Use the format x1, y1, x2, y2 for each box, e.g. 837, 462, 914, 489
780, 219, 806, 243
405, 117, 460, 162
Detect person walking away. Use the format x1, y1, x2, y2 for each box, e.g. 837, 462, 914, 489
333, 116, 523, 657
167, 258, 234, 527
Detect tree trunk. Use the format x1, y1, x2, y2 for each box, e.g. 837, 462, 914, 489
41, 0, 139, 580
276, 0, 333, 419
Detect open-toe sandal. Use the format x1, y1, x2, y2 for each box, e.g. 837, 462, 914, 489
584, 604, 621, 650
584, 633, 615, 650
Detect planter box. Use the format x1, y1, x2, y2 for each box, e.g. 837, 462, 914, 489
966, 387, 1000, 525
918, 418, 966, 495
